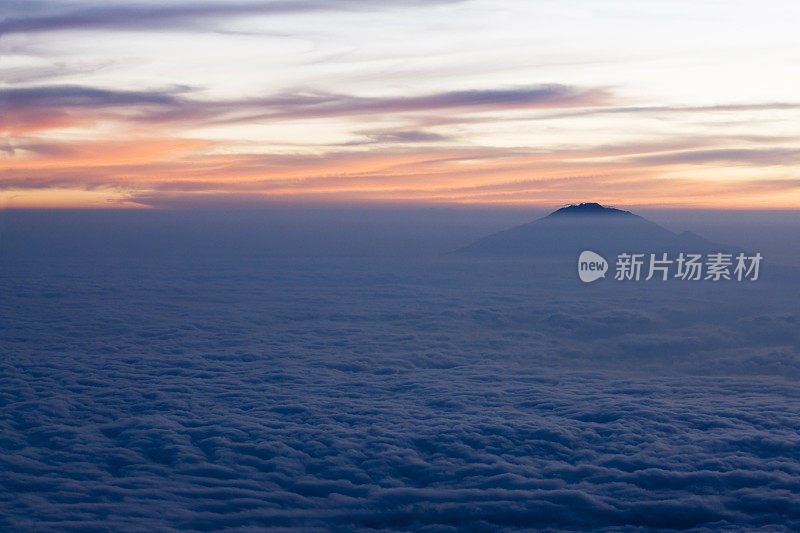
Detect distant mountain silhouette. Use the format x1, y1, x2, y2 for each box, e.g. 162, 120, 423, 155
455, 203, 738, 257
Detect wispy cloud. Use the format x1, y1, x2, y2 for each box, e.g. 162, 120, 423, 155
215, 85, 613, 123
0, 62, 113, 85
0, 0, 465, 35
4, 0, 800, 208
531, 103, 800, 121
5, 133, 800, 209
632, 148, 800, 167
344, 130, 452, 146
0, 85, 189, 134
1, 83, 612, 134
1, 85, 186, 107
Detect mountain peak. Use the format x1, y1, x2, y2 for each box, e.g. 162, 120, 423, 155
454, 203, 728, 257
547, 202, 633, 218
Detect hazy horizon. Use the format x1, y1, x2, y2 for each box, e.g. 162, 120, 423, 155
3, 204, 799, 265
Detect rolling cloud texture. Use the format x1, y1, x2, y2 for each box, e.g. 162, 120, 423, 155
1, 209, 799, 531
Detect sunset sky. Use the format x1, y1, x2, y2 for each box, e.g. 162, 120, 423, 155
2, 0, 800, 208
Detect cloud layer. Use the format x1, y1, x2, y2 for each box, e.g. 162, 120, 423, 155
1, 214, 799, 530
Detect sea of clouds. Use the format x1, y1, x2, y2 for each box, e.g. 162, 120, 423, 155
1, 209, 799, 531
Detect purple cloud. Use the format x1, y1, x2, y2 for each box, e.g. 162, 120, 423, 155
0, 0, 466, 35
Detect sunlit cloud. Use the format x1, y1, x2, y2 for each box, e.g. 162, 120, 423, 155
631, 148, 800, 167
3, 0, 800, 208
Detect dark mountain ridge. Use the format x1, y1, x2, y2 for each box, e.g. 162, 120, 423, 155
455, 202, 738, 257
